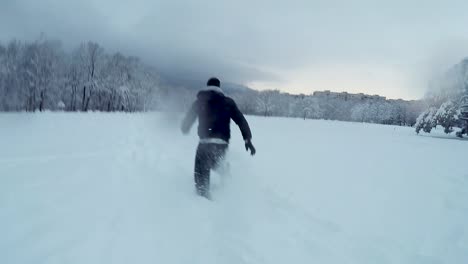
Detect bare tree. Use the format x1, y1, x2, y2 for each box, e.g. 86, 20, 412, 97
256, 90, 280, 117
77, 42, 104, 111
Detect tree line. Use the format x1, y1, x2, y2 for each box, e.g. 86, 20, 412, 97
415, 58, 468, 137
0, 36, 160, 112
1, 36, 425, 127
229, 89, 424, 126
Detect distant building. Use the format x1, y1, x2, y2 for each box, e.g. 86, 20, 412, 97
312, 90, 386, 101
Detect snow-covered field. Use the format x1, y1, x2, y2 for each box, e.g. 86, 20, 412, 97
1, 113, 467, 264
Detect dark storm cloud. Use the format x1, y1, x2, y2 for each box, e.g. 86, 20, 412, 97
2, 0, 468, 98
0, 0, 282, 84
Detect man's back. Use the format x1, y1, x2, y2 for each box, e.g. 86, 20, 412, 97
181, 87, 251, 143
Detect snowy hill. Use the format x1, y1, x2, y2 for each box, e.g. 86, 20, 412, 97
1, 113, 467, 264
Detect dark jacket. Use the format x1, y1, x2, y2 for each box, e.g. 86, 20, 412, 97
181, 87, 252, 143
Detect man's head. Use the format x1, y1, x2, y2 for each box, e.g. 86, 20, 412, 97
207, 77, 220, 87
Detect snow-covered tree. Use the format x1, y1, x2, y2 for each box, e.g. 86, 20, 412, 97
0, 37, 164, 112
427, 58, 468, 103
19, 37, 62, 111
434, 101, 459, 134
292, 95, 322, 120
256, 90, 280, 117
0, 43, 5, 110
415, 107, 437, 134
231, 90, 259, 115
416, 56, 468, 137
351, 102, 372, 122
64, 51, 84, 111
1, 41, 24, 111
76, 42, 104, 111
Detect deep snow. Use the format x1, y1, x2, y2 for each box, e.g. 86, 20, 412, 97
0, 113, 467, 264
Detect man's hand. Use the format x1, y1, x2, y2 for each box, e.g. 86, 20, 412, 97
245, 139, 256, 156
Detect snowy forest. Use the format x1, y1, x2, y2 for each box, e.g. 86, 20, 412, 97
0, 36, 160, 112
0, 36, 425, 126
415, 58, 468, 137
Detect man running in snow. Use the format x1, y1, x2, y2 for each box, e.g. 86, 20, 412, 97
181, 77, 256, 199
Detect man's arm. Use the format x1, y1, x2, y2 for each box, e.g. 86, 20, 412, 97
230, 99, 256, 155
230, 99, 252, 140
181, 101, 198, 134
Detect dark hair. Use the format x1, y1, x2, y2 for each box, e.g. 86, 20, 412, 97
207, 77, 220, 87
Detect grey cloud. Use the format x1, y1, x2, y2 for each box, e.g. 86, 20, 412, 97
2, 0, 468, 98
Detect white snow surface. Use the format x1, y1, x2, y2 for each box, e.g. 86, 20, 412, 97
0, 113, 467, 264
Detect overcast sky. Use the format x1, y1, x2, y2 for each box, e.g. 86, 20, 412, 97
2, 0, 468, 99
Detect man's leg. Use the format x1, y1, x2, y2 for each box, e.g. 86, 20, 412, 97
212, 144, 227, 168
194, 144, 211, 198
194, 144, 221, 198
212, 144, 230, 188
194, 144, 229, 198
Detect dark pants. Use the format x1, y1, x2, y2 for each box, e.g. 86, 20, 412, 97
194, 143, 228, 198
